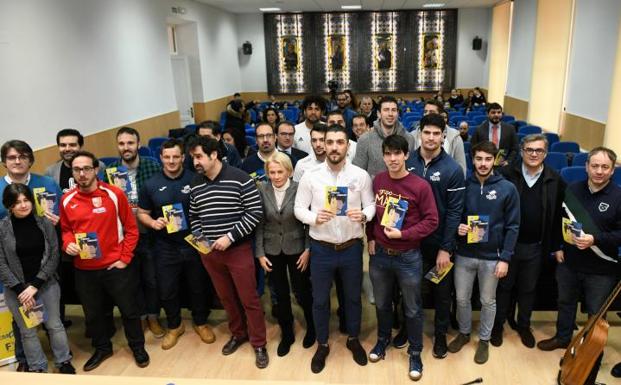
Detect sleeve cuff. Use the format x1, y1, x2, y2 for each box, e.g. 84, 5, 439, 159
31, 278, 45, 289
227, 232, 235, 243
11, 283, 26, 294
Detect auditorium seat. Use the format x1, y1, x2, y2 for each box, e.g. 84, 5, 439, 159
544, 152, 568, 171
148, 137, 168, 155
138, 146, 153, 158
99, 157, 119, 166
544, 132, 560, 147
519, 125, 542, 135
501, 115, 515, 122
560, 166, 587, 183
551, 141, 580, 154
571, 152, 588, 166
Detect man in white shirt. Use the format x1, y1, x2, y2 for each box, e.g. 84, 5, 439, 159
293, 124, 326, 182
295, 125, 375, 374
326, 111, 356, 161
294, 95, 327, 155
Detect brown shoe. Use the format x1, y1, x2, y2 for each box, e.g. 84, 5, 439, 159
537, 337, 569, 351
194, 324, 216, 344
147, 318, 166, 338
162, 324, 185, 350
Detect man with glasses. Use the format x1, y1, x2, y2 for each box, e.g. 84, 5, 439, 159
60, 151, 148, 371
0, 140, 63, 372
241, 122, 284, 183
491, 134, 565, 348
276, 121, 308, 167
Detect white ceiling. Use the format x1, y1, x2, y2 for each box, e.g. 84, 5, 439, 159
194, 0, 505, 14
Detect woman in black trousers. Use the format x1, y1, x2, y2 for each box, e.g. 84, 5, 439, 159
255, 152, 314, 356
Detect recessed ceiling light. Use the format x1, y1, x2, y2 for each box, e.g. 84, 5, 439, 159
259, 7, 281, 12
423, 3, 445, 8
341, 5, 362, 10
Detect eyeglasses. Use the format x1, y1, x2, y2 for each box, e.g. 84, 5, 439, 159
256, 134, 274, 140
72, 166, 96, 174
522, 148, 546, 155
5, 155, 29, 162
278, 132, 294, 137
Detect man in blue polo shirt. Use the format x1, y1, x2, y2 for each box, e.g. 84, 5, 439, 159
137, 139, 215, 350
0, 139, 63, 372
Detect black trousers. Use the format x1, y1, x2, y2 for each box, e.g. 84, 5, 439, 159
153, 240, 212, 329
134, 234, 160, 317
75, 264, 144, 352
495, 242, 542, 329
268, 252, 313, 331
421, 243, 454, 336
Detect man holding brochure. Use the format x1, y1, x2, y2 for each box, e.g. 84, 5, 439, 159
367, 134, 439, 381
137, 139, 214, 350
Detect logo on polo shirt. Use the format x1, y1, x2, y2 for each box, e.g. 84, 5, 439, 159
430, 171, 441, 182
598, 202, 609, 212
181, 185, 191, 194
486, 190, 497, 200
159, 186, 167, 191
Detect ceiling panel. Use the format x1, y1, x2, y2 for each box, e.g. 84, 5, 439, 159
195, 0, 504, 14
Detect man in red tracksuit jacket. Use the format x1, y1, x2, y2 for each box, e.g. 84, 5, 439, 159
59, 151, 148, 372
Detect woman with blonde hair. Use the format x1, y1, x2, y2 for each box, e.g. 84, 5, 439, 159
255, 152, 314, 356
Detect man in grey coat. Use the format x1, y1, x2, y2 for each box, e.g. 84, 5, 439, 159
353, 96, 415, 178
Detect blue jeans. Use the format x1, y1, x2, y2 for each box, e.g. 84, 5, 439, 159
370, 245, 423, 354
310, 239, 362, 344
4, 280, 71, 372
454, 255, 499, 340
555, 262, 617, 343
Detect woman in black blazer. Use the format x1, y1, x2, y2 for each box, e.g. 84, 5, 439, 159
255, 152, 314, 357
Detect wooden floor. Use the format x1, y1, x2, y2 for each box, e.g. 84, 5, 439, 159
1, 300, 620, 385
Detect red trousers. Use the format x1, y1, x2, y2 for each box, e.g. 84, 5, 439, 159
201, 241, 266, 347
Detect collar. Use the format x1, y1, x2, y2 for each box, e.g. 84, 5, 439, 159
273, 178, 291, 193
521, 162, 544, 178
4, 173, 31, 186
277, 146, 292, 155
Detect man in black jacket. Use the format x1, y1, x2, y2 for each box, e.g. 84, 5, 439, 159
492, 134, 565, 348
470, 103, 518, 167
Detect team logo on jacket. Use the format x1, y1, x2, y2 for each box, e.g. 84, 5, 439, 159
430, 171, 441, 182
598, 202, 609, 212
182, 185, 191, 194
92, 197, 102, 208
486, 190, 497, 200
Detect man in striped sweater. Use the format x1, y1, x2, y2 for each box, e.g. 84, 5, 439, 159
188, 136, 268, 369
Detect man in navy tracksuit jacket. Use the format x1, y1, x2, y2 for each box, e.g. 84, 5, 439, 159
406, 113, 465, 359
447, 141, 520, 365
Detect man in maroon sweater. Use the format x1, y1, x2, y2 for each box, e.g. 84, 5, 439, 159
366, 134, 439, 381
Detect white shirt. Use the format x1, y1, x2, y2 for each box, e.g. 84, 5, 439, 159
273, 179, 290, 210
294, 161, 375, 244
293, 153, 324, 182
293, 121, 312, 155
521, 163, 543, 188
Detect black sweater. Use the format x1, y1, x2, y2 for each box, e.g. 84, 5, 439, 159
10, 214, 45, 293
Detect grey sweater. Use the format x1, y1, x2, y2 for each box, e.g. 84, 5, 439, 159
0, 215, 59, 292
353, 120, 415, 178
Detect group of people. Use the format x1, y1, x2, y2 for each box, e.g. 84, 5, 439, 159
0, 93, 619, 383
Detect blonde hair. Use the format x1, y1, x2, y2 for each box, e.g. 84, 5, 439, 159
264, 151, 293, 175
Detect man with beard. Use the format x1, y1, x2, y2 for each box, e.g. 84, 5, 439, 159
105, 127, 164, 337
353, 96, 415, 178
293, 124, 327, 182
241, 123, 284, 183
405, 113, 465, 360
275, 121, 308, 167
471, 103, 518, 167
448, 141, 519, 365
327, 111, 356, 161
137, 139, 215, 350
295, 125, 375, 374
45, 129, 106, 193
294, 95, 326, 155
188, 137, 268, 368
60, 151, 147, 371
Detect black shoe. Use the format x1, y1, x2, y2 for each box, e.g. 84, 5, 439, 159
132, 347, 150, 368
392, 328, 408, 349
16, 362, 29, 372
537, 337, 569, 351
254, 347, 269, 369
518, 327, 536, 348
490, 326, 503, 347
83, 350, 113, 372
311, 344, 330, 374
277, 331, 295, 357
346, 337, 368, 366
303, 328, 315, 349
58, 361, 76, 374
611, 361, 621, 378
222, 336, 248, 355
432, 333, 448, 359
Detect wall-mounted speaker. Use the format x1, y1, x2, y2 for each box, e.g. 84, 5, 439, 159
472, 36, 482, 51
242, 41, 252, 55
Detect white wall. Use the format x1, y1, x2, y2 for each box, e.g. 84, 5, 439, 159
456, 8, 492, 89
175, 22, 205, 102
236, 14, 268, 92
564, 0, 621, 122
0, 0, 177, 150
505, 0, 537, 100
